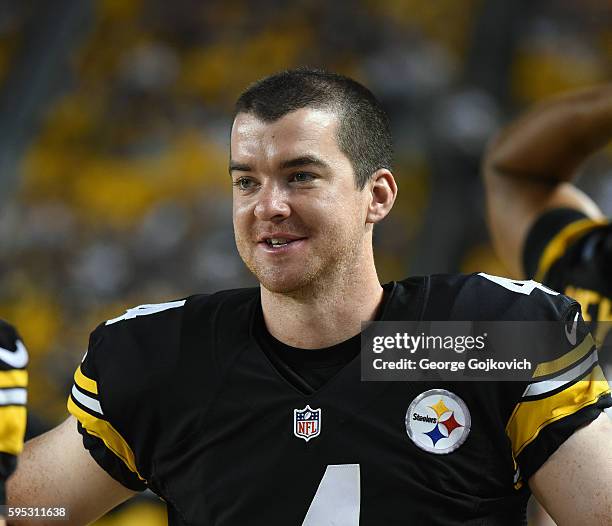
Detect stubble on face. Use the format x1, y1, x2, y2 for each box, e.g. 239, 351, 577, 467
231, 108, 371, 299
237, 210, 365, 298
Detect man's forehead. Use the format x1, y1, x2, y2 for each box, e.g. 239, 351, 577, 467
231, 107, 339, 155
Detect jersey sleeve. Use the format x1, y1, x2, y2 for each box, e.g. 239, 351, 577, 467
67, 300, 186, 492
67, 326, 148, 491
461, 275, 611, 488
505, 305, 611, 487
522, 208, 610, 281
0, 320, 28, 504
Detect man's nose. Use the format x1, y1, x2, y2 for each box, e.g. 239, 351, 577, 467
254, 182, 290, 221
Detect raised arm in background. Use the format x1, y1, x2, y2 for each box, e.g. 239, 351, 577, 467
482, 85, 612, 278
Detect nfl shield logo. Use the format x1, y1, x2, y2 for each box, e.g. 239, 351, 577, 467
293, 405, 321, 442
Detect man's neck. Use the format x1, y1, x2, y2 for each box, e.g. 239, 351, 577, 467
260, 260, 384, 349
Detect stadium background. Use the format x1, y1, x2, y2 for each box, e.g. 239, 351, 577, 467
0, 0, 610, 523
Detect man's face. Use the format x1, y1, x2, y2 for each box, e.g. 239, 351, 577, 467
230, 107, 372, 294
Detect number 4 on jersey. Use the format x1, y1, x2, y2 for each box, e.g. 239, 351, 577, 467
105, 300, 186, 326
302, 464, 360, 526
478, 272, 559, 296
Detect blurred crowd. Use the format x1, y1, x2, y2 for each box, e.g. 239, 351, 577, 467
0, 0, 610, 505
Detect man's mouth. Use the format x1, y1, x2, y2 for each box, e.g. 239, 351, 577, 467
258, 235, 307, 250
265, 238, 294, 247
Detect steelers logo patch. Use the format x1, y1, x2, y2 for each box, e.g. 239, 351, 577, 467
405, 389, 471, 454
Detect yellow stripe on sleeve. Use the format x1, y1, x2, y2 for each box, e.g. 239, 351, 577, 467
535, 218, 608, 282
74, 365, 98, 395
532, 334, 595, 378
0, 405, 26, 455
506, 365, 610, 458
67, 396, 145, 481
0, 369, 28, 389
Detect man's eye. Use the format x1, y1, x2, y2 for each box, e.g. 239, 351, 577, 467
291, 172, 315, 183
233, 177, 256, 190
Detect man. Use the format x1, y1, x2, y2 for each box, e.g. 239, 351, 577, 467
483, 84, 612, 526
0, 320, 28, 526
8, 70, 612, 525
483, 84, 612, 388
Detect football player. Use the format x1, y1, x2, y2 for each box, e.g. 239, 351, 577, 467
8, 70, 612, 525
483, 84, 612, 385
483, 84, 612, 526
0, 320, 28, 525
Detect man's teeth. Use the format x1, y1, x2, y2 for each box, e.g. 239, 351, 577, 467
267, 238, 291, 246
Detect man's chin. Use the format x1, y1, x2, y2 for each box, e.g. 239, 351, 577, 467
259, 277, 310, 295
254, 269, 316, 295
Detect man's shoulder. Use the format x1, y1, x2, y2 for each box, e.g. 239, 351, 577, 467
95, 287, 258, 336
75, 286, 259, 421
87, 287, 259, 376
401, 272, 577, 321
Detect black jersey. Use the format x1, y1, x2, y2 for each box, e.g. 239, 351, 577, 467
523, 208, 612, 389
523, 208, 612, 325
0, 320, 28, 504
67, 273, 611, 526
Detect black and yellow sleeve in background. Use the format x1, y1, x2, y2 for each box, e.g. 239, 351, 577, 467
506, 331, 611, 487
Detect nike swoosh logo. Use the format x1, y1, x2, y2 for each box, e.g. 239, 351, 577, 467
565, 312, 579, 346
0, 339, 29, 368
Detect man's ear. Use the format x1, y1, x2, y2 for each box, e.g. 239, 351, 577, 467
366, 169, 397, 224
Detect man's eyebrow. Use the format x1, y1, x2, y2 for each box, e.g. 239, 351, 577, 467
279, 156, 329, 170
228, 156, 329, 175
229, 161, 251, 174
